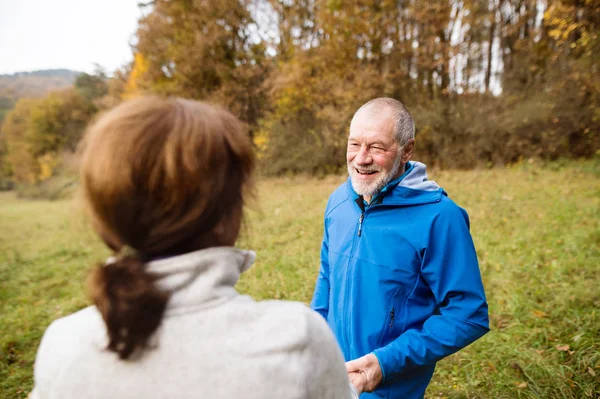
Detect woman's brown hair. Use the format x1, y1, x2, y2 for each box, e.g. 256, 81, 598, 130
80, 96, 254, 359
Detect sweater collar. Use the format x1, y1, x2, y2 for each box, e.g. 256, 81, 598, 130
143, 247, 255, 313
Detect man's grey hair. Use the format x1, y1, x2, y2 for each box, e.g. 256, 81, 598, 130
353, 98, 415, 146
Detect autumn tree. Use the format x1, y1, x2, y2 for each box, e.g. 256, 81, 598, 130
75, 70, 109, 104
542, 0, 600, 156
0, 121, 12, 189
28, 89, 95, 156
103, 0, 599, 172
122, 52, 150, 99
1, 88, 95, 185
132, 0, 269, 133
2, 98, 42, 184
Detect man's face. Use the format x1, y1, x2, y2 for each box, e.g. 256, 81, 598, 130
346, 110, 403, 199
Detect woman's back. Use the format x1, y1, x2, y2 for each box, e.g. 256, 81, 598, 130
31, 97, 353, 399
32, 247, 350, 399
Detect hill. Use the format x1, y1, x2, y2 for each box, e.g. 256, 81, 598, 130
0, 69, 81, 121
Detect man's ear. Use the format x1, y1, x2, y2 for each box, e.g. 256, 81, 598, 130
401, 139, 414, 163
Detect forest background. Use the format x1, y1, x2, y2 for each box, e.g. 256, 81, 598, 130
0, 0, 598, 192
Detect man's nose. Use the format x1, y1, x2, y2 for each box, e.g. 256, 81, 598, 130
355, 146, 372, 165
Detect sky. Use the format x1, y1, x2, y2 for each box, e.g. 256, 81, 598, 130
0, 0, 144, 75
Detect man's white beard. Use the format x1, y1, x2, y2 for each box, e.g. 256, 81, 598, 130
347, 155, 402, 199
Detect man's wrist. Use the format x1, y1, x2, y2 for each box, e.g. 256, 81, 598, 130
371, 351, 386, 383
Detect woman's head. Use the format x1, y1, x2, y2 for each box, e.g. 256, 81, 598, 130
81, 96, 254, 257
81, 96, 254, 359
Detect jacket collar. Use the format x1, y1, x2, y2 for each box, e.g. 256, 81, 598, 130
143, 247, 255, 314
346, 161, 445, 208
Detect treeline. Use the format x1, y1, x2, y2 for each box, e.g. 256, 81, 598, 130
1, 0, 598, 189
0, 71, 122, 190
0, 69, 79, 115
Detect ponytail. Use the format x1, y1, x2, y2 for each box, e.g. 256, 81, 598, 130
80, 96, 255, 360
87, 255, 169, 360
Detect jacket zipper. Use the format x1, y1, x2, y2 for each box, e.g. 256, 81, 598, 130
357, 213, 364, 236
389, 308, 395, 328
343, 210, 365, 357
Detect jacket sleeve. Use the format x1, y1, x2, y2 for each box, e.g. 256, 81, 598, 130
310, 212, 331, 320
372, 204, 489, 381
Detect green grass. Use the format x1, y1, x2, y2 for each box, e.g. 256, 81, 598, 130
1, 159, 599, 398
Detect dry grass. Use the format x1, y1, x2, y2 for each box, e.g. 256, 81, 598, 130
1, 159, 599, 398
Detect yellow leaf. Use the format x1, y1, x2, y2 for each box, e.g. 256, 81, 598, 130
122, 52, 149, 100
587, 367, 596, 377
515, 382, 527, 389
556, 344, 570, 352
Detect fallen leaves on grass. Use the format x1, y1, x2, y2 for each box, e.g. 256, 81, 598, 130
531, 309, 548, 318
515, 382, 528, 389
490, 313, 512, 329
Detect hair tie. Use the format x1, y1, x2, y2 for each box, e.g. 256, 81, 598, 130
117, 245, 141, 260
104, 245, 144, 266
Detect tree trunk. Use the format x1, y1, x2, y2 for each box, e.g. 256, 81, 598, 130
485, 15, 497, 92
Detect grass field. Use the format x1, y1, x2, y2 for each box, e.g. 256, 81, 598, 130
1, 159, 599, 398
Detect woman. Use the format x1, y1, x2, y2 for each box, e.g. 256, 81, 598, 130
31, 96, 354, 398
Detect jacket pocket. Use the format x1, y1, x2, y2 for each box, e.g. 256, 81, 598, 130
378, 287, 403, 348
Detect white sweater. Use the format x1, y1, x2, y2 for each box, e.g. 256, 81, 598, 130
31, 247, 353, 399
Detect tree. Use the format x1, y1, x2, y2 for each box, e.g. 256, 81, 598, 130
132, 0, 269, 132
75, 71, 109, 104
28, 88, 95, 156
2, 98, 42, 184
118, 0, 599, 173
122, 52, 150, 99
0, 119, 12, 188
1, 89, 96, 185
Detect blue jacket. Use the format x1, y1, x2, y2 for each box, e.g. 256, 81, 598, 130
311, 162, 489, 399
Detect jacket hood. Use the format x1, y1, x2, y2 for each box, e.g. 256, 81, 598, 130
346, 161, 444, 207
397, 161, 440, 191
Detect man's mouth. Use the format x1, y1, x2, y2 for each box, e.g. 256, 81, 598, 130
355, 168, 378, 175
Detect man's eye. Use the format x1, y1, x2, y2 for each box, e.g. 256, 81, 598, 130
349, 143, 359, 147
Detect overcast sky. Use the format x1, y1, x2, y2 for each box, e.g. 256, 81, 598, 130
0, 0, 144, 75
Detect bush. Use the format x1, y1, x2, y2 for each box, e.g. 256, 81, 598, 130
15, 175, 77, 200
257, 89, 599, 174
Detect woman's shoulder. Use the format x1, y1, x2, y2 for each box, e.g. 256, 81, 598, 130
35, 306, 105, 363
260, 300, 332, 331
43, 306, 103, 339
252, 299, 323, 326
246, 299, 341, 354
33, 306, 105, 390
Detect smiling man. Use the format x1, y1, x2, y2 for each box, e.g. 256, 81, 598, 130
311, 98, 489, 399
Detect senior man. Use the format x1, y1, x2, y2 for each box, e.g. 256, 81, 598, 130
311, 98, 489, 398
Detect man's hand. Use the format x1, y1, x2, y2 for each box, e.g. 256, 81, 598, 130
346, 353, 383, 394
348, 370, 367, 394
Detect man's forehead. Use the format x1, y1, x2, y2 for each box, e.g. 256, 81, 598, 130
349, 110, 395, 141
354, 103, 394, 121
